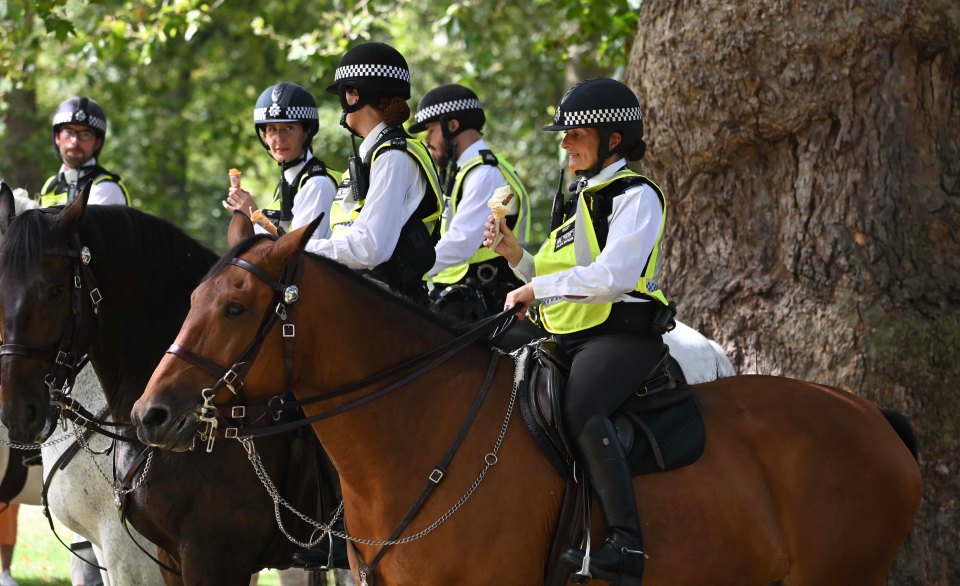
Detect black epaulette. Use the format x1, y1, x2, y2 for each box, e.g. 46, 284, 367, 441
589, 175, 651, 250
390, 137, 407, 149
302, 159, 328, 179
479, 149, 499, 166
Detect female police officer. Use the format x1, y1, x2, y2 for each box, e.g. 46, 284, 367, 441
304, 42, 443, 304
223, 82, 336, 242
485, 78, 671, 585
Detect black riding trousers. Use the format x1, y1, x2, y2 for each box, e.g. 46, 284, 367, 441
554, 303, 664, 438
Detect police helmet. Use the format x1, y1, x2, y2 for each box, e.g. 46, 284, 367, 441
52, 97, 108, 159
253, 82, 320, 151
409, 84, 485, 135
325, 42, 411, 104
542, 78, 644, 142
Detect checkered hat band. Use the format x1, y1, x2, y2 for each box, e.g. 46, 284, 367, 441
555, 106, 642, 126
415, 98, 483, 123
254, 106, 319, 121
53, 112, 106, 131
335, 64, 410, 83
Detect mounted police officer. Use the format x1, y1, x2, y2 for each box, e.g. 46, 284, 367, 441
304, 42, 443, 304
410, 84, 531, 321
39, 97, 128, 206
223, 82, 336, 242
485, 78, 673, 586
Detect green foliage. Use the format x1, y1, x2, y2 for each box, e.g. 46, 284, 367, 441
0, 0, 640, 250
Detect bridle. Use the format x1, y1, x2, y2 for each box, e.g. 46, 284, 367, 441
165, 249, 520, 452
165, 255, 304, 451
164, 248, 521, 584
0, 231, 103, 433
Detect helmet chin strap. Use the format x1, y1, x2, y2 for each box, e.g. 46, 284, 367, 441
339, 111, 362, 138
279, 150, 307, 170
576, 128, 620, 179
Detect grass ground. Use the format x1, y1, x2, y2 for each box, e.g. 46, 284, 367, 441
9, 505, 284, 585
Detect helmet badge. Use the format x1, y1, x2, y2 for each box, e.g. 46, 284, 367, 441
75, 110, 87, 122
268, 103, 282, 117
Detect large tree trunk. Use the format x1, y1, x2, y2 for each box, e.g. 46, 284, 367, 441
626, 1, 958, 584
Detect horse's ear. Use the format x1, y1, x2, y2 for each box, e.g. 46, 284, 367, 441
267, 213, 324, 265
0, 180, 15, 234
56, 181, 91, 233
228, 211, 255, 248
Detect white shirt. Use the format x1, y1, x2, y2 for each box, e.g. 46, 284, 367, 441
305, 122, 427, 269
512, 159, 663, 304
253, 151, 335, 241
58, 158, 126, 205
428, 139, 519, 276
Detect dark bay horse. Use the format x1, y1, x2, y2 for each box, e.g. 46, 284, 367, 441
132, 218, 922, 585
0, 190, 324, 585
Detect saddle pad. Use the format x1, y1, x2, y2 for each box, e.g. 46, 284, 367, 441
620, 391, 705, 476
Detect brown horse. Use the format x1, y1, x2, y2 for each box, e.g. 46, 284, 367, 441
132, 216, 922, 586
0, 190, 327, 585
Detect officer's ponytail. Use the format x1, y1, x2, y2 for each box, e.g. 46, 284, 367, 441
379, 97, 411, 128
623, 138, 647, 162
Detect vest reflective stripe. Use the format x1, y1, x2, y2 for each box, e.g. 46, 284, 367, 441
533, 169, 669, 335
433, 154, 531, 285
38, 172, 130, 207
330, 138, 442, 234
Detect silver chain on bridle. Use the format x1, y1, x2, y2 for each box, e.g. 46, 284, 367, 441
239, 349, 521, 549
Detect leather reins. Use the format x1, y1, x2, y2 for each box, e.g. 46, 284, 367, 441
165, 251, 520, 449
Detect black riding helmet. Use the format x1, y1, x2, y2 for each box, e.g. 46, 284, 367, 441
51, 97, 108, 160
543, 78, 644, 177
253, 82, 320, 153
325, 42, 411, 114
409, 84, 485, 135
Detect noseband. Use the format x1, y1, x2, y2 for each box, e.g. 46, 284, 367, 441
0, 232, 102, 400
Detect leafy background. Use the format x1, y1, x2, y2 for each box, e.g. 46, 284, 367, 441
1, 0, 641, 251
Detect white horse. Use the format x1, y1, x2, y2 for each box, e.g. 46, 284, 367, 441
42, 366, 166, 586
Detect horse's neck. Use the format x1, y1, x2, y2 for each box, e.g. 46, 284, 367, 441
86, 254, 200, 419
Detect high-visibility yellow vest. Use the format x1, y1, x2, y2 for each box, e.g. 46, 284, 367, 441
261, 158, 340, 230
534, 168, 669, 335
433, 150, 530, 285
329, 134, 442, 235
39, 167, 129, 207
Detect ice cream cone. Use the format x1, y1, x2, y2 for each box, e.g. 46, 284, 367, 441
487, 186, 514, 249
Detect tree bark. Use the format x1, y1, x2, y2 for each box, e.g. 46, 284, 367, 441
626, 1, 959, 584
2, 87, 44, 194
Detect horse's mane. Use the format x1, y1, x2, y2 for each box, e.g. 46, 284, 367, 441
210, 235, 459, 335
1, 205, 219, 291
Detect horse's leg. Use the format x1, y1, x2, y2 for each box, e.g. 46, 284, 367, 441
92, 543, 110, 586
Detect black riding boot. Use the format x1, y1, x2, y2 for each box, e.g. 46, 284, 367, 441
562, 415, 646, 585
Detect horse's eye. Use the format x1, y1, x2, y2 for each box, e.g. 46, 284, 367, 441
224, 302, 246, 317
49, 284, 65, 299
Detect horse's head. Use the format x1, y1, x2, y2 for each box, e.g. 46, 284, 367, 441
132, 213, 321, 451
0, 185, 93, 442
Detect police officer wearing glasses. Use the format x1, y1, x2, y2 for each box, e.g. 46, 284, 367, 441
411, 84, 531, 322
39, 97, 128, 207
305, 42, 443, 304
485, 78, 674, 585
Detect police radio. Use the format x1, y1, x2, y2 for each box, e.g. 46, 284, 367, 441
549, 168, 566, 232
348, 136, 369, 202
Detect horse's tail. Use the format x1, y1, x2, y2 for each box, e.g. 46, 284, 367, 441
880, 408, 919, 462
